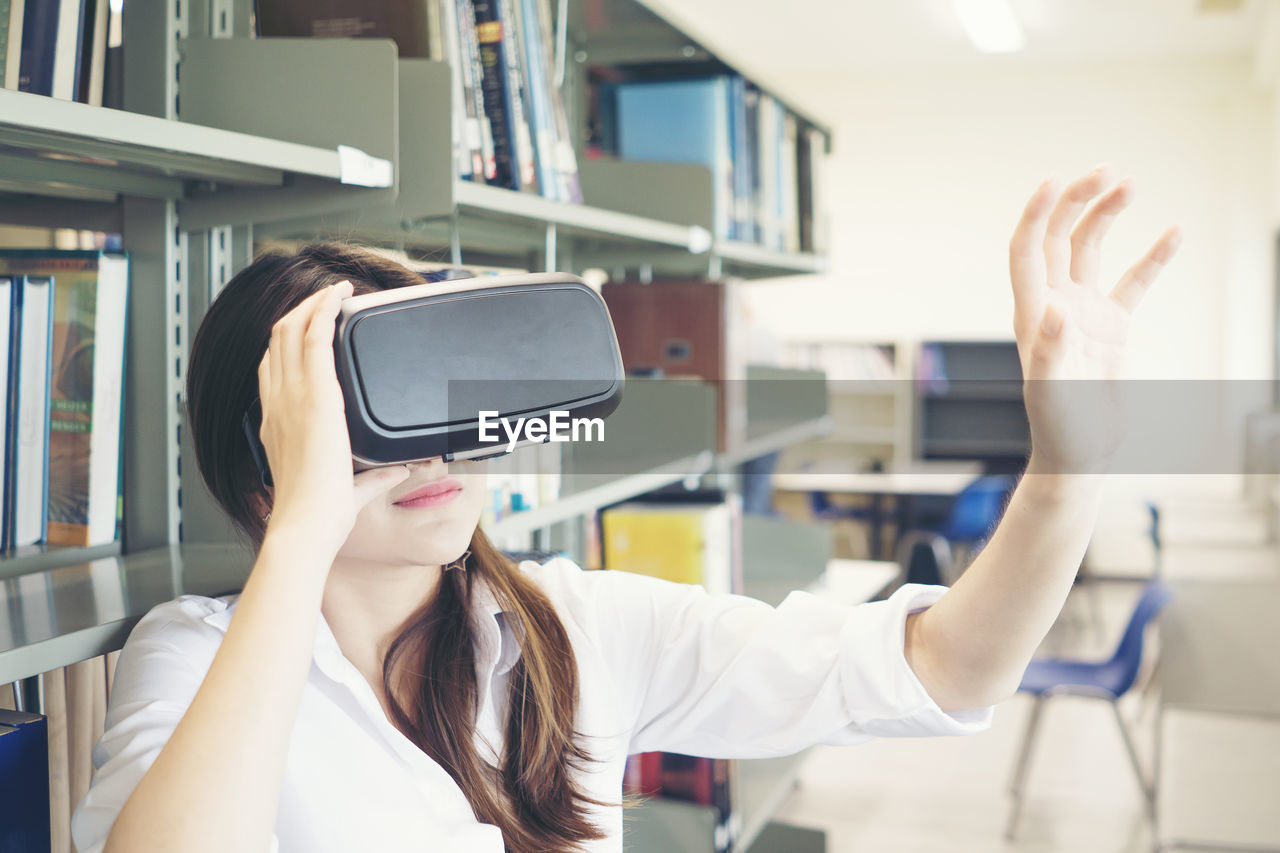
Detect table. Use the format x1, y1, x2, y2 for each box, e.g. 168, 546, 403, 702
1154, 577, 1280, 852
772, 461, 983, 559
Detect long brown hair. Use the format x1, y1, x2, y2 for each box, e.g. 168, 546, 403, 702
185, 241, 611, 851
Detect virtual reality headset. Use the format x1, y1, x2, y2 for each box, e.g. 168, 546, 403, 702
243, 272, 625, 488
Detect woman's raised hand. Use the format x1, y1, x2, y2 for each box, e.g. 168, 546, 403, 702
256, 280, 411, 557
1009, 166, 1183, 475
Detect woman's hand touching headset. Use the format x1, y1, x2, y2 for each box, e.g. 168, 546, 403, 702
256, 280, 412, 556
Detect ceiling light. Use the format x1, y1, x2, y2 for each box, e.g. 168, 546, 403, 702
951, 0, 1027, 53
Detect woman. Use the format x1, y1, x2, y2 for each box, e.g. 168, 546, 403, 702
71, 167, 1180, 853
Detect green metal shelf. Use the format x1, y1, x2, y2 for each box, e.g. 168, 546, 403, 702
0, 88, 392, 202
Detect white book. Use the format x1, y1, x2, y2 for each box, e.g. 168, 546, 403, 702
3, 0, 23, 90
86, 254, 127, 545
51, 0, 85, 101
13, 275, 53, 547
0, 276, 10, 549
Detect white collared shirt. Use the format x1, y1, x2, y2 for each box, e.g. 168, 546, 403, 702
71, 557, 994, 852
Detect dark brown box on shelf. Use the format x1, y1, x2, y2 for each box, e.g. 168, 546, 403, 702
601, 280, 746, 452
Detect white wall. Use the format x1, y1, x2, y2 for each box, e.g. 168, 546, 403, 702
747, 56, 1276, 381
747, 57, 1279, 559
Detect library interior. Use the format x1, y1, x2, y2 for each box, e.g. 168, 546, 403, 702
1, 1, 1278, 852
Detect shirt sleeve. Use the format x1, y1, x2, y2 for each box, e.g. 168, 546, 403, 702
553, 561, 995, 759
69, 596, 280, 853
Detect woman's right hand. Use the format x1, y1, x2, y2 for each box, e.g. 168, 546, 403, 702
256, 280, 412, 558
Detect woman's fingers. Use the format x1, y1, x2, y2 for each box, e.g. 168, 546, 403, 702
1009, 176, 1060, 301
1069, 178, 1134, 285
1043, 165, 1112, 284
303, 281, 352, 381
1110, 225, 1184, 313
270, 285, 333, 397
352, 465, 413, 512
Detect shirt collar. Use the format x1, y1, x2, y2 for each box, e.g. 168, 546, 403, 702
200, 570, 523, 678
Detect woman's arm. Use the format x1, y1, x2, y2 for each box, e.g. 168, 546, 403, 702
903, 167, 1183, 712
103, 530, 332, 853
102, 281, 411, 852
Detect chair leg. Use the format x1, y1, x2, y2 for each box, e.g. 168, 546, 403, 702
1110, 700, 1155, 820
1005, 693, 1047, 841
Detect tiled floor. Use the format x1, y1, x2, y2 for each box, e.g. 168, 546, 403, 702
769, 578, 1280, 853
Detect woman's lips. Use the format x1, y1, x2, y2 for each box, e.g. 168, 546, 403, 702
394, 478, 463, 509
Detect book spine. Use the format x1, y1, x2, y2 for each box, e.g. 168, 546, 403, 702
51, 0, 84, 100
517, 0, 556, 200
0, 277, 13, 552
457, 0, 495, 181
438, 0, 473, 180
471, 0, 519, 190
3, 0, 23, 90
81, 0, 105, 105
18, 0, 59, 96
0, 0, 10, 88
13, 277, 53, 547
535, 0, 582, 203
497, 0, 536, 193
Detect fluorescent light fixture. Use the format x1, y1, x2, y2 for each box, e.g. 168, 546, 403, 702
951, 0, 1027, 53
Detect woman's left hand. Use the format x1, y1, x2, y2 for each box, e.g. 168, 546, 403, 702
1009, 166, 1182, 474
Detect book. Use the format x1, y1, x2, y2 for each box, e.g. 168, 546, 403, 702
255, 0, 433, 58
0, 710, 51, 853
456, 0, 496, 181
532, 0, 583, 202
615, 76, 735, 241
16, 0, 56, 95
600, 500, 734, 596
50, 0, 84, 100
2, 0, 22, 91
780, 111, 800, 253
472, 0, 522, 190
77, 0, 104, 105
5, 275, 54, 549
515, 0, 555, 200
438, 0, 475, 181
496, 0, 537, 192
0, 276, 10, 549
0, 250, 128, 547
0, 0, 10, 87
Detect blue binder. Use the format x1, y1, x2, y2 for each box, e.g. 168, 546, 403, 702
0, 709, 50, 853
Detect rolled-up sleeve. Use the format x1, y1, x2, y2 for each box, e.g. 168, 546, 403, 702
560, 563, 994, 759
70, 596, 280, 853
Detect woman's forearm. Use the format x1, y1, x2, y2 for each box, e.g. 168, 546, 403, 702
903, 458, 1104, 712
105, 528, 333, 853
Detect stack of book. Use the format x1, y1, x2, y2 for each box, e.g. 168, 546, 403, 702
2, 0, 122, 106
0, 249, 129, 550
592, 70, 828, 252
256, 0, 583, 203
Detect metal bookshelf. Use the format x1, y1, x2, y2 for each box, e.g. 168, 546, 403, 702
0, 0, 838, 850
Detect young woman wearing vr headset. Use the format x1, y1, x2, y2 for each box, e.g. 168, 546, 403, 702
72, 166, 1181, 853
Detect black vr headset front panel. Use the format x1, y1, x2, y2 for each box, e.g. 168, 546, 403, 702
335, 276, 624, 468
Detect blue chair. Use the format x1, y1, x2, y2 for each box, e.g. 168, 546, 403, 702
920, 475, 1014, 580
1005, 579, 1174, 840
1146, 500, 1163, 575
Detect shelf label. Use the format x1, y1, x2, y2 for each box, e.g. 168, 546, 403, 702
337, 145, 394, 188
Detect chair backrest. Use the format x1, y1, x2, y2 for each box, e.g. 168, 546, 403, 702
895, 530, 954, 587
1108, 579, 1174, 695
941, 475, 1015, 542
